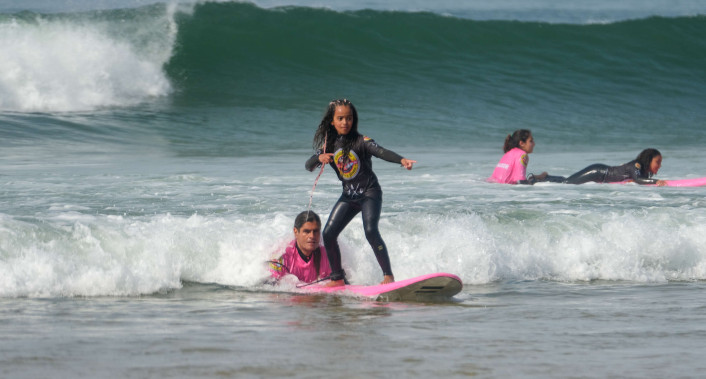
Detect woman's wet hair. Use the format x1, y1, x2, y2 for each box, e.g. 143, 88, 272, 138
312, 99, 360, 160
503, 129, 532, 153
636, 148, 662, 177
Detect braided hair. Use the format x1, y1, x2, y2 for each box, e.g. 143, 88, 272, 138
313, 99, 359, 165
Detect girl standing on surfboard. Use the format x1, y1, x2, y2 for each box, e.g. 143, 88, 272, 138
305, 99, 416, 286
488, 129, 564, 185
563, 148, 667, 186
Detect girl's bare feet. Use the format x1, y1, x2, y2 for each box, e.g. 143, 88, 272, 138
326, 279, 345, 287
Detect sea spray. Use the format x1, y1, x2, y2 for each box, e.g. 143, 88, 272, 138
0, 3, 191, 112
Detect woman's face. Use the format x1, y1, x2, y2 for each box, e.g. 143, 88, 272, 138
518, 134, 535, 154
331, 105, 354, 135
649, 155, 662, 174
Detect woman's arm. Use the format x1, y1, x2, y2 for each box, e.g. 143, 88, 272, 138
631, 174, 664, 186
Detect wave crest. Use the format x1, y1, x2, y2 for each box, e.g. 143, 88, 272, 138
0, 4, 188, 112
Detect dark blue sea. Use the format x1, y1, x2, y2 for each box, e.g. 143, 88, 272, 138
2, 1, 706, 377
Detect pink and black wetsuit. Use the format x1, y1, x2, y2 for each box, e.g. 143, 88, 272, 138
269, 240, 331, 283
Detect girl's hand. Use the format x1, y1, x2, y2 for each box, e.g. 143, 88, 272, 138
400, 158, 416, 170
656, 180, 668, 186
318, 153, 334, 164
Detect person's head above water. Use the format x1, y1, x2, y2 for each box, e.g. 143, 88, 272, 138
503, 129, 534, 154
329, 99, 357, 136
313, 99, 359, 151
315, 99, 358, 137
293, 211, 322, 257
636, 148, 662, 176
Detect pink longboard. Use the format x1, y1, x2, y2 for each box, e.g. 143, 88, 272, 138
618, 177, 706, 187
302, 272, 462, 301
661, 177, 706, 187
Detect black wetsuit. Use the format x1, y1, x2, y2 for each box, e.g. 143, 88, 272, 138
306, 134, 403, 281
564, 160, 659, 185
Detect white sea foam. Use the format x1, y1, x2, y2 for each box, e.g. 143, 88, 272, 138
3, 197, 706, 298
0, 4, 186, 112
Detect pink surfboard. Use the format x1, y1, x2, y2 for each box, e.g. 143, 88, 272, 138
301, 272, 462, 301
618, 177, 706, 187
662, 177, 706, 187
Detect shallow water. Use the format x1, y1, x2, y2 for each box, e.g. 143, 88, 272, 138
3, 281, 706, 378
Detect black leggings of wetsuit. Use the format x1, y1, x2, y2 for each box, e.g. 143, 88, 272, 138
564, 164, 610, 184
323, 194, 392, 281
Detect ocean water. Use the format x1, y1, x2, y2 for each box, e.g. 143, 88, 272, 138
2, 0, 706, 377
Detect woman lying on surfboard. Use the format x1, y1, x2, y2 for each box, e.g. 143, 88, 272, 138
306, 99, 416, 286
268, 211, 331, 283
563, 148, 667, 186
488, 129, 564, 185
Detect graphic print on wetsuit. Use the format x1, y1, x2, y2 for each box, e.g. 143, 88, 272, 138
306, 135, 402, 198
334, 148, 360, 180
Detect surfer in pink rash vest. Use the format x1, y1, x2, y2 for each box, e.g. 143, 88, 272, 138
488, 129, 564, 185
269, 211, 331, 283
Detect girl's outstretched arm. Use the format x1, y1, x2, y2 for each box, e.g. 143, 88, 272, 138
400, 158, 416, 170
364, 137, 415, 169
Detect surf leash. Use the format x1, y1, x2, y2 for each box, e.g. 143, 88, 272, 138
295, 275, 332, 288
268, 262, 335, 288
306, 132, 328, 215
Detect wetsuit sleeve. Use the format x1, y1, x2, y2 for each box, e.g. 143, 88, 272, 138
632, 174, 659, 185
629, 163, 659, 185
305, 149, 323, 172
364, 138, 404, 164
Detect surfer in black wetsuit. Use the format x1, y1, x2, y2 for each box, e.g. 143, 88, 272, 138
306, 99, 416, 286
563, 148, 667, 186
